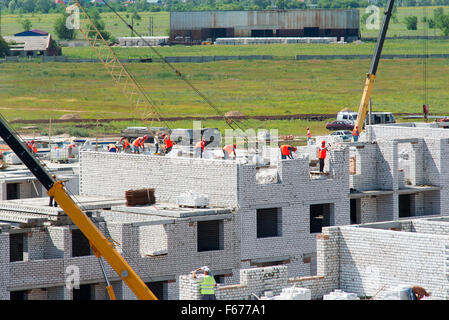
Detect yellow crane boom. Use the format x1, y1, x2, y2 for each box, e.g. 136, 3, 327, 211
355, 0, 395, 132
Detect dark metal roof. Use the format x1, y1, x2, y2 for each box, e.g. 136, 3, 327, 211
14, 29, 49, 37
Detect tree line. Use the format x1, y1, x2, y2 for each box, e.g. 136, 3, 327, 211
3, 0, 449, 14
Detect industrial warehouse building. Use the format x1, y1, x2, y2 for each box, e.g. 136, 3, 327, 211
169, 9, 360, 43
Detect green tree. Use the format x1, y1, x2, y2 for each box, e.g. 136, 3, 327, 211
87, 8, 111, 41
36, 0, 51, 13
434, 8, 449, 35
20, 18, 32, 31
0, 37, 10, 58
404, 16, 418, 30
54, 14, 76, 40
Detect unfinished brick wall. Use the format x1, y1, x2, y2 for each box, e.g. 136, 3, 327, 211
79, 151, 238, 207
0, 233, 9, 299
79, 149, 351, 282
179, 227, 340, 300
338, 223, 449, 299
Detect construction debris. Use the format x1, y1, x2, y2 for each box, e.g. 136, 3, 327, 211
323, 289, 359, 300
259, 286, 311, 300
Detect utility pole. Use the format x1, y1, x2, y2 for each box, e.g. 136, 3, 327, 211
149, 16, 153, 36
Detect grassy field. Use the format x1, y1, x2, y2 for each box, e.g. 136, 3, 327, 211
0, 11, 169, 39
62, 38, 449, 60
1, 6, 448, 40
360, 6, 448, 38
13, 118, 330, 140
0, 57, 448, 137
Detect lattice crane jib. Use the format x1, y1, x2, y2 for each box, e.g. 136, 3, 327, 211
60, 0, 168, 147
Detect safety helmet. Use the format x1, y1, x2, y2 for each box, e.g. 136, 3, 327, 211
143, 135, 148, 140
322, 140, 326, 145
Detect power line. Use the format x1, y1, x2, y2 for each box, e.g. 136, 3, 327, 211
99, 0, 247, 133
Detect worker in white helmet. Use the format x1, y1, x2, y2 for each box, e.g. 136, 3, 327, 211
191, 266, 217, 300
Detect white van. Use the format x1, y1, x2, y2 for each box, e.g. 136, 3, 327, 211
337, 111, 396, 125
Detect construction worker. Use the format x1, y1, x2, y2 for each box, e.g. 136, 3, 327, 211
25, 140, 33, 152
423, 104, 429, 122
306, 127, 312, 145
318, 140, 328, 173
31, 140, 38, 154
132, 135, 148, 154
223, 144, 236, 160
191, 266, 217, 300
352, 125, 360, 142
67, 142, 77, 158
162, 133, 174, 154
407, 286, 430, 300
280, 145, 296, 160
49, 174, 58, 208
194, 139, 206, 158
120, 137, 131, 153
107, 143, 118, 153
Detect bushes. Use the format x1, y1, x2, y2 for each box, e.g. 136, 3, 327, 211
0, 37, 10, 58
404, 16, 418, 30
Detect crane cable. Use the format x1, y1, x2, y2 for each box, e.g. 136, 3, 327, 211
100, 0, 248, 133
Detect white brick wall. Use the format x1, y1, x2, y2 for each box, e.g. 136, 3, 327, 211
338, 223, 449, 299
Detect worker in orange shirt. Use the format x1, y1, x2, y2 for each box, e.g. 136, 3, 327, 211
161, 133, 174, 154
107, 143, 118, 153
195, 139, 206, 158
306, 127, 312, 145
120, 137, 131, 153
26, 140, 32, 152
132, 135, 148, 154
280, 145, 297, 160
223, 144, 236, 160
318, 140, 328, 173
31, 140, 37, 154
352, 126, 360, 142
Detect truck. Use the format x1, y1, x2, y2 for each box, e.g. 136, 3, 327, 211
337, 111, 396, 126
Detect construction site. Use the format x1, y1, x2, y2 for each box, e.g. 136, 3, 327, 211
0, 0, 447, 302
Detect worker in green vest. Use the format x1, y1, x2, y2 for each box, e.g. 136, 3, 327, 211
191, 266, 217, 300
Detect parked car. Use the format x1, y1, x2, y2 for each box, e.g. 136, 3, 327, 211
330, 130, 353, 142
326, 120, 354, 131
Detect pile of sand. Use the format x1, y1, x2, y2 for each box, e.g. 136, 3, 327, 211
224, 110, 246, 118
59, 114, 82, 121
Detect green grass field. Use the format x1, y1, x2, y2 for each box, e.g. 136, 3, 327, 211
61, 38, 449, 60
1, 57, 447, 137
1, 11, 169, 39
360, 6, 448, 38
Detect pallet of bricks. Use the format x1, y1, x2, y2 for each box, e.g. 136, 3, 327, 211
125, 188, 155, 206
